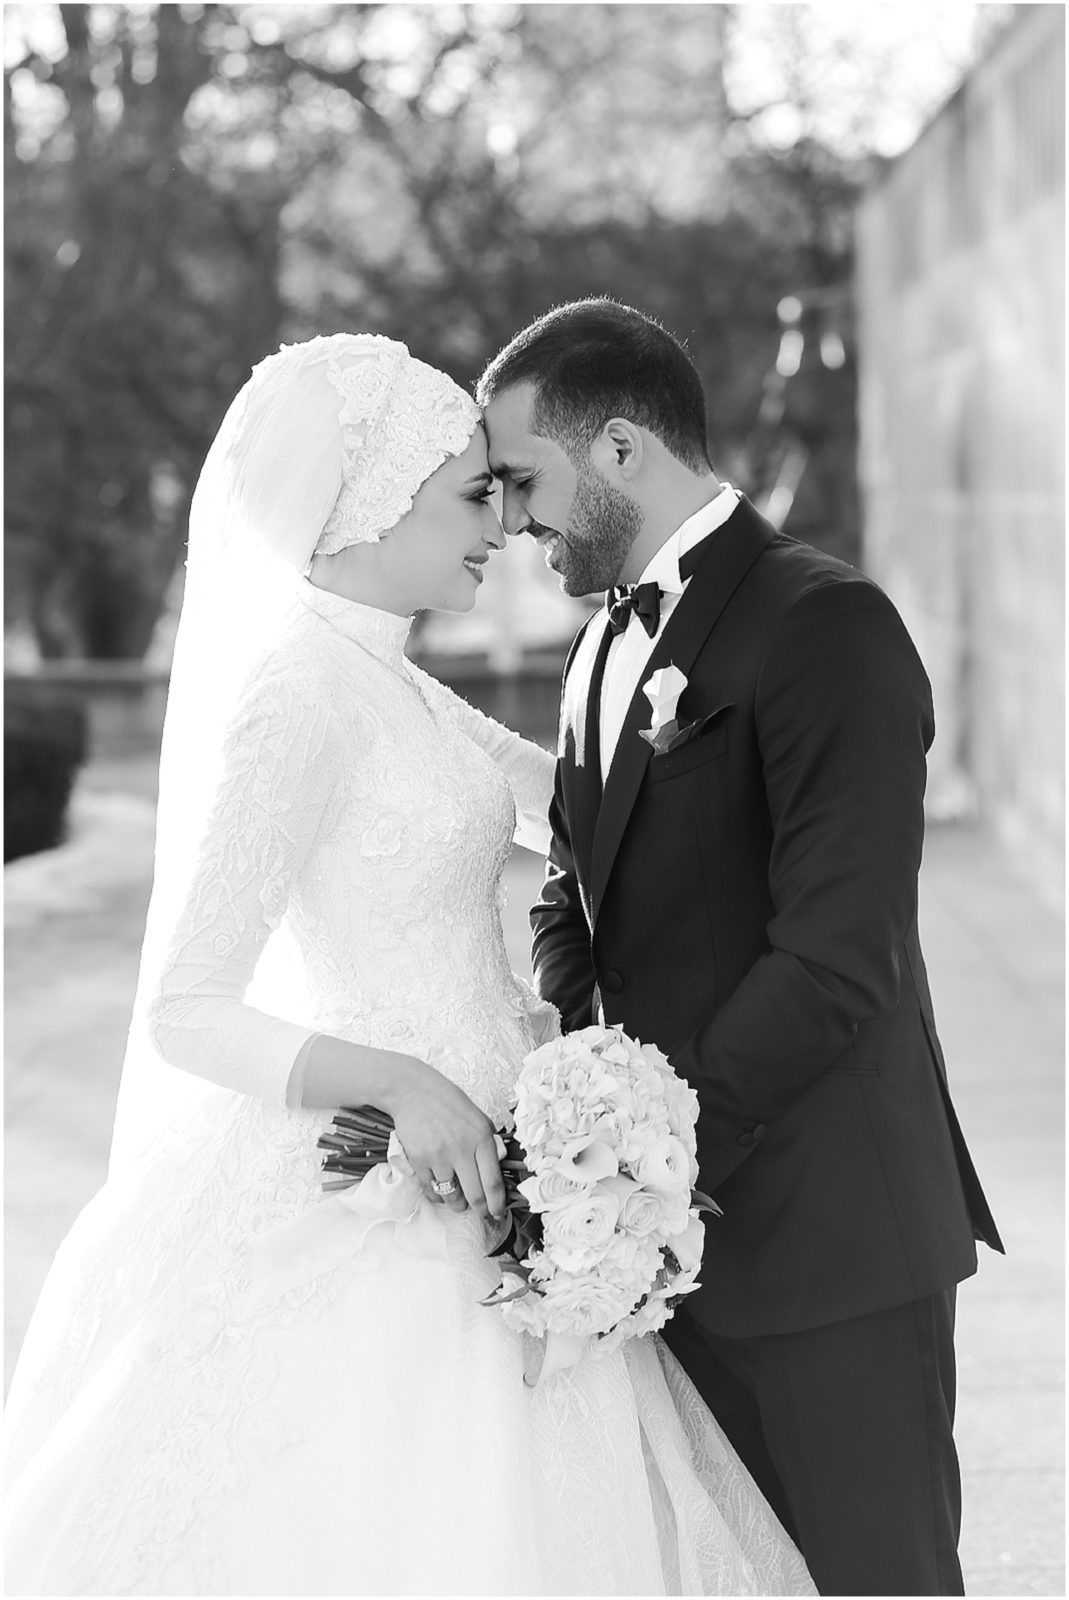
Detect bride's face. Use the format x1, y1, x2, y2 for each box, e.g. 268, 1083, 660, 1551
383, 427, 506, 614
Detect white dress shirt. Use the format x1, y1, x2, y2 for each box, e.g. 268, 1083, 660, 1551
599, 485, 739, 780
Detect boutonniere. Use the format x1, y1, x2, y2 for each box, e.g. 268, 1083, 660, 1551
640, 664, 688, 755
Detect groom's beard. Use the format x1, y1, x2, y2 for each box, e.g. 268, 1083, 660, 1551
554, 465, 643, 597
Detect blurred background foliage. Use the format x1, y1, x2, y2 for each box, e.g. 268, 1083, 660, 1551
5, 2, 991, 661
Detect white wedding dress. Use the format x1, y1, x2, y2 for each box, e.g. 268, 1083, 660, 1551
4, 579, 814, 1597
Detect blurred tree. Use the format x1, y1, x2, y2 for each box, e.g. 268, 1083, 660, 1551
5, 2, 989, 657
280, 3, 862, 559
6, 6, 283, 652
6, 3, 300, 657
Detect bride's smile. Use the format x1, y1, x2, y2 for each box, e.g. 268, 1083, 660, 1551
14, 311, 995, 1598
307, 426, 505, 618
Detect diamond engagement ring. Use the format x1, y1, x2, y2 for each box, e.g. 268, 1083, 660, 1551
431, 1177, 459, 1197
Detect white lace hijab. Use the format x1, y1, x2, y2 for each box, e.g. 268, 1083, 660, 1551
109, 335, 480, 1174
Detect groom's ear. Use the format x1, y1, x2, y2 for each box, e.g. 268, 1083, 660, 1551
591, 417, 643, 483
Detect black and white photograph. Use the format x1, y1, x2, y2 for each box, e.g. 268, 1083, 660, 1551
3, 3, 1064, 1595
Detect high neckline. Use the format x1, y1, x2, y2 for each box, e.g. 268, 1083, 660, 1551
296, 577, 414, 665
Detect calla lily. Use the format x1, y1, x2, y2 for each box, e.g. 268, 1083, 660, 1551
644, 663, 687, 719
600, 1173, 641, 1202
523, 1332, 589, 1388
553, 1136, 619, 1183
671, 1214, 706, 1273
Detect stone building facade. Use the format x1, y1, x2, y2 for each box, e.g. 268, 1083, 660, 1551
857, 5, 1064, 903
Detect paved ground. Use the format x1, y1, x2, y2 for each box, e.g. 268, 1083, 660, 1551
5, 761, 1063, 1595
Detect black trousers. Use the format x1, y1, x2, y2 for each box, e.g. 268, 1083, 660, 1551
661, 1290, 963, 1596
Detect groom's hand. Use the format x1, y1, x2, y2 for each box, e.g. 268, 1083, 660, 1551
381, 1056, 507, 1222
531, 734, 599, 1032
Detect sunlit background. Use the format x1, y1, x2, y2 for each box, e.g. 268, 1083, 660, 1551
7, 1, 1062, 899
4, 12, 1065, 1588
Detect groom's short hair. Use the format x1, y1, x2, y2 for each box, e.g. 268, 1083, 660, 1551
477, 298, 712, 473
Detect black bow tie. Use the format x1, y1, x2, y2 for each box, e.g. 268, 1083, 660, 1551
608, 580, 662, 638
606, 534, 714, 638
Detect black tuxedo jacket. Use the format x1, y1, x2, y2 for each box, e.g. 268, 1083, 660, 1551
532, 496, 1003, 1339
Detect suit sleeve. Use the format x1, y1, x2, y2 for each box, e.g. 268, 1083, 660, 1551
530, 625, 598, 1032
671, 578, 935, 1189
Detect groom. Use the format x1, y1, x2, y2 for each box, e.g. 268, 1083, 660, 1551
479, 298, 1003, 1597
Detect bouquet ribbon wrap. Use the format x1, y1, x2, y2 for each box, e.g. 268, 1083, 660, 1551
247, 1134, 448, 1309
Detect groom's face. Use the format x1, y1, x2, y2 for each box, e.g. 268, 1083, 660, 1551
484, 382, 641, 596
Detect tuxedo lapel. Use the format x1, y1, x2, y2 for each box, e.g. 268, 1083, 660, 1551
559, 612, 613, 916
589, 498, 775, 925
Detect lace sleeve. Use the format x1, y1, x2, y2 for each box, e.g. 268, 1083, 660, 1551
410, 666, 556, 855
144, 661, 344, 1106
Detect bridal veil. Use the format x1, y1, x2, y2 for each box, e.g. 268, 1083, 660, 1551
108, 335, 479, 1174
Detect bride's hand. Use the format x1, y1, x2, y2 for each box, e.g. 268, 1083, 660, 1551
381, 1057, 506, 1222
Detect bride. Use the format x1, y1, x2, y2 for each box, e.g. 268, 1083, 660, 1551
3, 334, 814, 1596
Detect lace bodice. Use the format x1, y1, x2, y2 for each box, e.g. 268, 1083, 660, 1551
3, 577, 815, 1599
145, 578, 557, 1126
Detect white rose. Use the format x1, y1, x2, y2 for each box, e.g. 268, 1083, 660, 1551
618, 1187, 669, 1238
539, 1272, 632, 1338
517, 1168, 591, 1211
633, 1134, 692, 1194
542, 1189, 621, 1256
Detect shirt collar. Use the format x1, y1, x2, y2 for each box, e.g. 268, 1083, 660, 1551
638, 484, 740, 595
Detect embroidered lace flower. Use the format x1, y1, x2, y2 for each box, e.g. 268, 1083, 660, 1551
286, 333, 483, 553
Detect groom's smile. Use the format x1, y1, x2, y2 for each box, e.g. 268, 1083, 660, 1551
483, 380, 640, 596
531, 525, 565, 568
483, 383, 578, 548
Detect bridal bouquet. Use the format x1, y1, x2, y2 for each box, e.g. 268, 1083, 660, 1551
319, 1025, 718, 1383
483, 1026, 719, 1381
